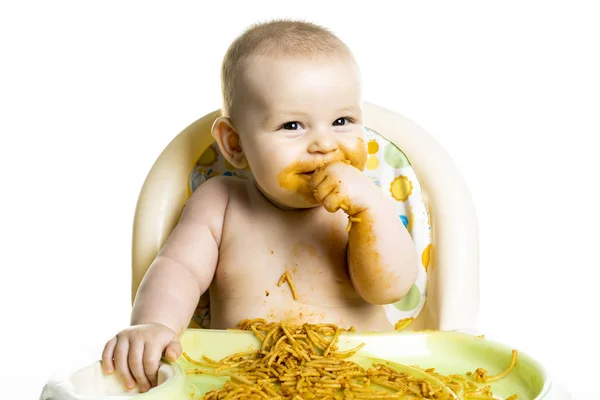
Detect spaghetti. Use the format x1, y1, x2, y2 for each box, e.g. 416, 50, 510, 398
183, 320, 518, 400
346, 216, 362, 232
278, 272, 299, 301
470, 350, 518, 383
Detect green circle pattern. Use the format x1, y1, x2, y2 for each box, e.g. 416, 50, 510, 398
393, 284, 421, 311
384, 143, 411, 168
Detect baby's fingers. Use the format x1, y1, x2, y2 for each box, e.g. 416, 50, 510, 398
321, 189, 345, 213
129, 340, 151, 392
310, 168, 328, 190
312, 176, 336, 203
312, 175, 345, 213
165, 339, 182, 362
114, 338, 136, 390
102, 337, 117, 374
143, 343, 162, 387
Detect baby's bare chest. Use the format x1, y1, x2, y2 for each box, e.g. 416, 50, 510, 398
213, 202, 359, 305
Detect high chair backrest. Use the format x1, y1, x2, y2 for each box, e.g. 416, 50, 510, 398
132, 102, 479, 331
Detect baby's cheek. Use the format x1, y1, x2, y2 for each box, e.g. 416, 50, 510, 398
277, 162, 319, 203
342, 138, 368, 171
277, 165, 300, 191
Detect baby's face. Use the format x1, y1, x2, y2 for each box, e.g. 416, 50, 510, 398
233, 55, 367, 209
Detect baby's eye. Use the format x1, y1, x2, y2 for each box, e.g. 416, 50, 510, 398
333, 117, 351, 126
282, 121, 301, 130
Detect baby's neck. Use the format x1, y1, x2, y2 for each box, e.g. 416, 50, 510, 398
252, 179, 315, 212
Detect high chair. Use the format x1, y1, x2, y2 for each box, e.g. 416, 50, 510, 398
131, 102, 479, 332
41, 103, 569, 400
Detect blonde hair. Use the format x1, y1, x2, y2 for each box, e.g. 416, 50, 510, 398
220, 19, 351, 120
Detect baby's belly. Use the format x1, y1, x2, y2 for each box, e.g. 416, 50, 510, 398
209, 295, 393, 332
210, 212, 393, 331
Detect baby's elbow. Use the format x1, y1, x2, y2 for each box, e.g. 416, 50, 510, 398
361, 280, 411, 305
365, 293, 399, 306
372, 283, 413, 306
375, 254, 420, 305
362, 287, 405, 305
386, 277, 416, 305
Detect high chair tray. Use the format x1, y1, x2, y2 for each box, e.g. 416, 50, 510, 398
173, 329, 561, 400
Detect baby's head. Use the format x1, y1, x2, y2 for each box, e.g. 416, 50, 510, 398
212, 20, 367, 209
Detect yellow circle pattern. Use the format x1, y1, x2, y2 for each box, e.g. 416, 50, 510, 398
390, 175, 413, 202
394, 317, 414, 331
366, 155, 380, 170
197, 146, 218, 166
367, 140, 379, 154
422, 244, 431, 272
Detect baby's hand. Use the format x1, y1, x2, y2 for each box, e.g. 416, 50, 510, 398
310, 161, 375, 215
101, 323, 181, 392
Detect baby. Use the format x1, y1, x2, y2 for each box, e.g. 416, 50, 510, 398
102, 20, 418, 392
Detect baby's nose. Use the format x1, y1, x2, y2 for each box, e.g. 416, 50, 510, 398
308, 134, 338, 154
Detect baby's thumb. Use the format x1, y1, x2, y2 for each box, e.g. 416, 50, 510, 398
164, 339, 182, 362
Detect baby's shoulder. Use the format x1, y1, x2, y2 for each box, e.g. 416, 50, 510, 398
186, 176, 253, 209
190, 176, 244, 198
183, 176, 239, 214
178, 177, 252, 236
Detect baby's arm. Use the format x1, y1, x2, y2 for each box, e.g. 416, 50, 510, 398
130, 176, 229, 332
346, 194, 418, 305
311, 163, 418, 305
102, 177, 230, 391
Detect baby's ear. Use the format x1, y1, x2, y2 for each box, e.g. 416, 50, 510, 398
212, 117, 248, 169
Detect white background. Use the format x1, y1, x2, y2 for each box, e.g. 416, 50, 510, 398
1, 1, 598, 398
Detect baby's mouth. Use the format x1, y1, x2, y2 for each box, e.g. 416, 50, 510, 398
295, 157, 346, 181
298, 171, 315, 181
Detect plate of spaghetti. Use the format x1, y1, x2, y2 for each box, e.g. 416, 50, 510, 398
177, 320, 550, 399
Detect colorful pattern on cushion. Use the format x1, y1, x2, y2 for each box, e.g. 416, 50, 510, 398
189, 127, 431, 330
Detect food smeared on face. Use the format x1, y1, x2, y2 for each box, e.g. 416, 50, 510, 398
277, 139, 367, 202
